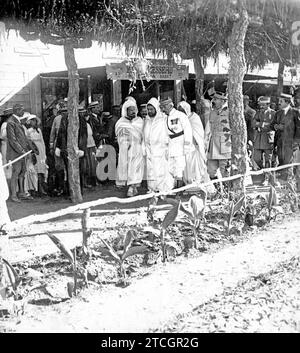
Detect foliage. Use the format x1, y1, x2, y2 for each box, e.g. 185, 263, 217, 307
99, 230, 148, 286
225, 195, 245, 236
262, 186, 284, 221
283, 182, 299, 213
0, 258, 21, 301
160, 199, 181, 263
180, 191, 207, 252
47, 233, 86, 297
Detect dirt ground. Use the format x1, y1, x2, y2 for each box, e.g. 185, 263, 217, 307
1, 180, 300, 333
6, 181, 149, 221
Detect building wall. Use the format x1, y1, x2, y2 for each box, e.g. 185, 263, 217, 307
0, 28, 64, 116
0, 24, 117, 116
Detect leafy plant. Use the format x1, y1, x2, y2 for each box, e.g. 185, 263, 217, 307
100, 230, 148, 286
225, 195, 245, 236
263, 185, 284, 221
160, 199, 181, 262
47, 233, 85, 297
180, 192, 207, 252
286, 182, 298, 212
146, 196, 158, 225
0, 258, 21, 301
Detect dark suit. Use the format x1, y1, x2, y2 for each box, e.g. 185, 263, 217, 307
6, 115, 31, 162
252, 108, 275, 169
244, 106, 256, 143
270, 107, 299, 166
56, 115, 90, 192
6, 115, 31, 198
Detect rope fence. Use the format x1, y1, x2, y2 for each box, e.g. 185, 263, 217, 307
5, 162, 300, 232
2, 150, 32, 168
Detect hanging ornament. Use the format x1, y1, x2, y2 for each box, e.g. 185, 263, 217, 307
124, 2, 151, 94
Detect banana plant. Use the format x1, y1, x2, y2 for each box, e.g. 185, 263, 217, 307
47, 233, 85, 297
100, 230, 148, 285
0, 258, 21, 300
264, 185, 283, 221
179, 192, 207, 251
160, 199, 181, 262
286, 182, 298, 212
225, 195, 245, 236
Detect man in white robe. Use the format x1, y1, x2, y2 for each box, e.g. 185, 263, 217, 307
160, 98, 193, 188
115, 99, 144, 197
0, 152, 10, 228
143, 98, 174, 193
177, 101, 211, 187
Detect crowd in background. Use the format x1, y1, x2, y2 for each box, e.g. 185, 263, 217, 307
1, 89, 300, 203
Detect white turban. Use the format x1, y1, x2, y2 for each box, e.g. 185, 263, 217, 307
178, 101, 191, 116
121, 99, 137, 118
147, 97, 161, 116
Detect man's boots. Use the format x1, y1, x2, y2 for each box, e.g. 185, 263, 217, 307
56, 170, 65, 196
10, 177, 20, 202
38, 173, 47, 196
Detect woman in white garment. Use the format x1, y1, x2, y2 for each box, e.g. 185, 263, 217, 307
0, 108, 13, 183
177, 101, 211, 186
115, 99, 144, 197
143, 97, 174, 193
26, 114, 48, 195
0, 152, 10, 229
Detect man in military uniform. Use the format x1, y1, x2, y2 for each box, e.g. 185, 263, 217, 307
252, 96, 275, 185
293, 90, 300, 191
270, 93, 299, 182
87, 101, 102, 146
206, 92, 231, 179
243, 95, 256, 144
160, 97, 193, 188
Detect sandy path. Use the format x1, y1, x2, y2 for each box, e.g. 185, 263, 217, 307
11, 214, 300, 333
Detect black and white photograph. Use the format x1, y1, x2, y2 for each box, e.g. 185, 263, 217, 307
0, 0, 300, 336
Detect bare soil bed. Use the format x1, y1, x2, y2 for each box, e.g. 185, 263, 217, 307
1, 183, 300, 332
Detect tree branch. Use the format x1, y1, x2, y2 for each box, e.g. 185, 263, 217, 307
104, 3, 125, 28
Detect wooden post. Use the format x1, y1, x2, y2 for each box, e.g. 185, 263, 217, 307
228, 1, 249, 195
111, 80, 122, 106
87, 75, 92, 104
82, 208, 91, 253
155, 81, 160, 99
63, 43, 82, 203
174, 80, 182, 106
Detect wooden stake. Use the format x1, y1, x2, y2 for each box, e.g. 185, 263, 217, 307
82, 208, 91, 254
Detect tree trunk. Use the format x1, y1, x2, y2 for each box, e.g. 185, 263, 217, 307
63, 43, 83, 203
277, 61, 285, 96
193, 52, 204, 113
228, 1, 249, 196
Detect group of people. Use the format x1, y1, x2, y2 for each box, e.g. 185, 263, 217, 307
115, 96, 214, 197
0, 104, 47, 202
244, 93, 300, 187
1, 89, 300, 204
0, 101, 120, 202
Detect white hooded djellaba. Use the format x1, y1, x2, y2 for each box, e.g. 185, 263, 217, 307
0, 152, 11, 228
143, 98, 174, 192
115, 99, 144, 188
177, 101, 212, 187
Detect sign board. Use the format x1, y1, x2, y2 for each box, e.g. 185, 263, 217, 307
106, 59, 189, 81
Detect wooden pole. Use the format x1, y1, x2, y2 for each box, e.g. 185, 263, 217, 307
63, 43, 83, 203
87, 75, 92, 104
81, 208, 91, 253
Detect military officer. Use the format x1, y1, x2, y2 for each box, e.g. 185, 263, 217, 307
270, 93, 299, 181
206, 92, 231, 179
159, 97, 193, 188
252, 96, 275, 185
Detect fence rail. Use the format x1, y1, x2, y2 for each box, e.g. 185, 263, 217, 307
5, 162, 300, 232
